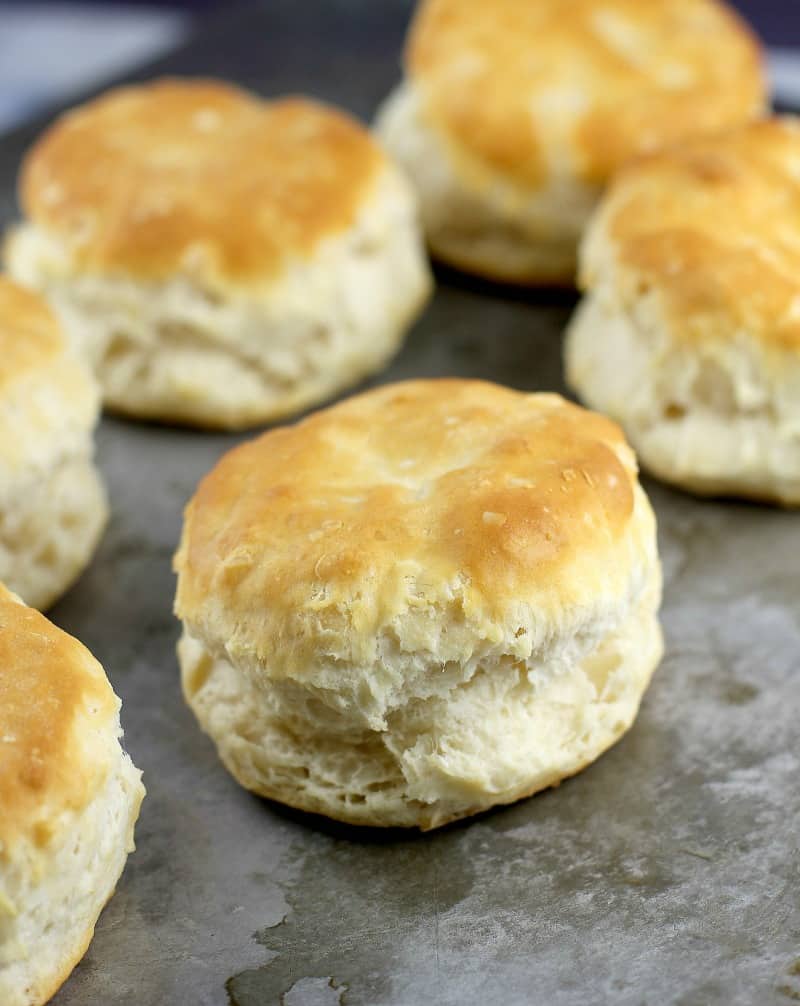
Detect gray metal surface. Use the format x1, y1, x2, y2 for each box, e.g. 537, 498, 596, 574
0, 3, 797, 1003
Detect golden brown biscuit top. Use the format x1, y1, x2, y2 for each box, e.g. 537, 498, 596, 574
175, 380, 644, 672
0, 276, 63, 392
585, 117, 800, 350
407, 0, 765, 187
0, 585, 118, 852
19, 79, 385, 287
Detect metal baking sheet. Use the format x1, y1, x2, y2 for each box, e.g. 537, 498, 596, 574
1, 3, 797, 1003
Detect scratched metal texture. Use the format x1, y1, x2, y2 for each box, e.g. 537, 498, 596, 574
0, 3, 797, 1004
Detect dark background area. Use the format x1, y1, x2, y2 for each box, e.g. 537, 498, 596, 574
15, 0, 800, 46
716, 0, 798, 45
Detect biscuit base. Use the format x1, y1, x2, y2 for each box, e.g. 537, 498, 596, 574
178, 575, 662, 831
566, 291, 800, 507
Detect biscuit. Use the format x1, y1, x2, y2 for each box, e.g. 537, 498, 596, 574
0, 585, 144, 1006
376, 0, 766, 284
566, 117, 800, 505
6, 79, 432, 429
0, 276, 107, 609
174, 379, 663, 830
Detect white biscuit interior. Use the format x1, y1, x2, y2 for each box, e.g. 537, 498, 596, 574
565, 279, 800, 505
179, 546, 662, 830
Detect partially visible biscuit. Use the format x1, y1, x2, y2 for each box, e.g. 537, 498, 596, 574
377, 0, 766, 284
0, 276, 106, 608
175, 379, 663, 829
566, 117, 800, 505
7, 79, 432, 428
0, 585, 144, 1006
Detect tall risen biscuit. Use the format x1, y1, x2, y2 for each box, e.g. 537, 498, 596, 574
376, 0, 766, 285
0, 585, 144, 1006
6, 79, 432, 429
175, 379, 663, 830
566, 117, 800, 506
0, 276, 106, 609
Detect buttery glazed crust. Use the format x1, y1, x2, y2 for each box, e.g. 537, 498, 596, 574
175, 380, 648, 675
581, 117, 800, 351
18, 79, 385, 289
0, 584, 117, 852
407, 0, 766, 188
